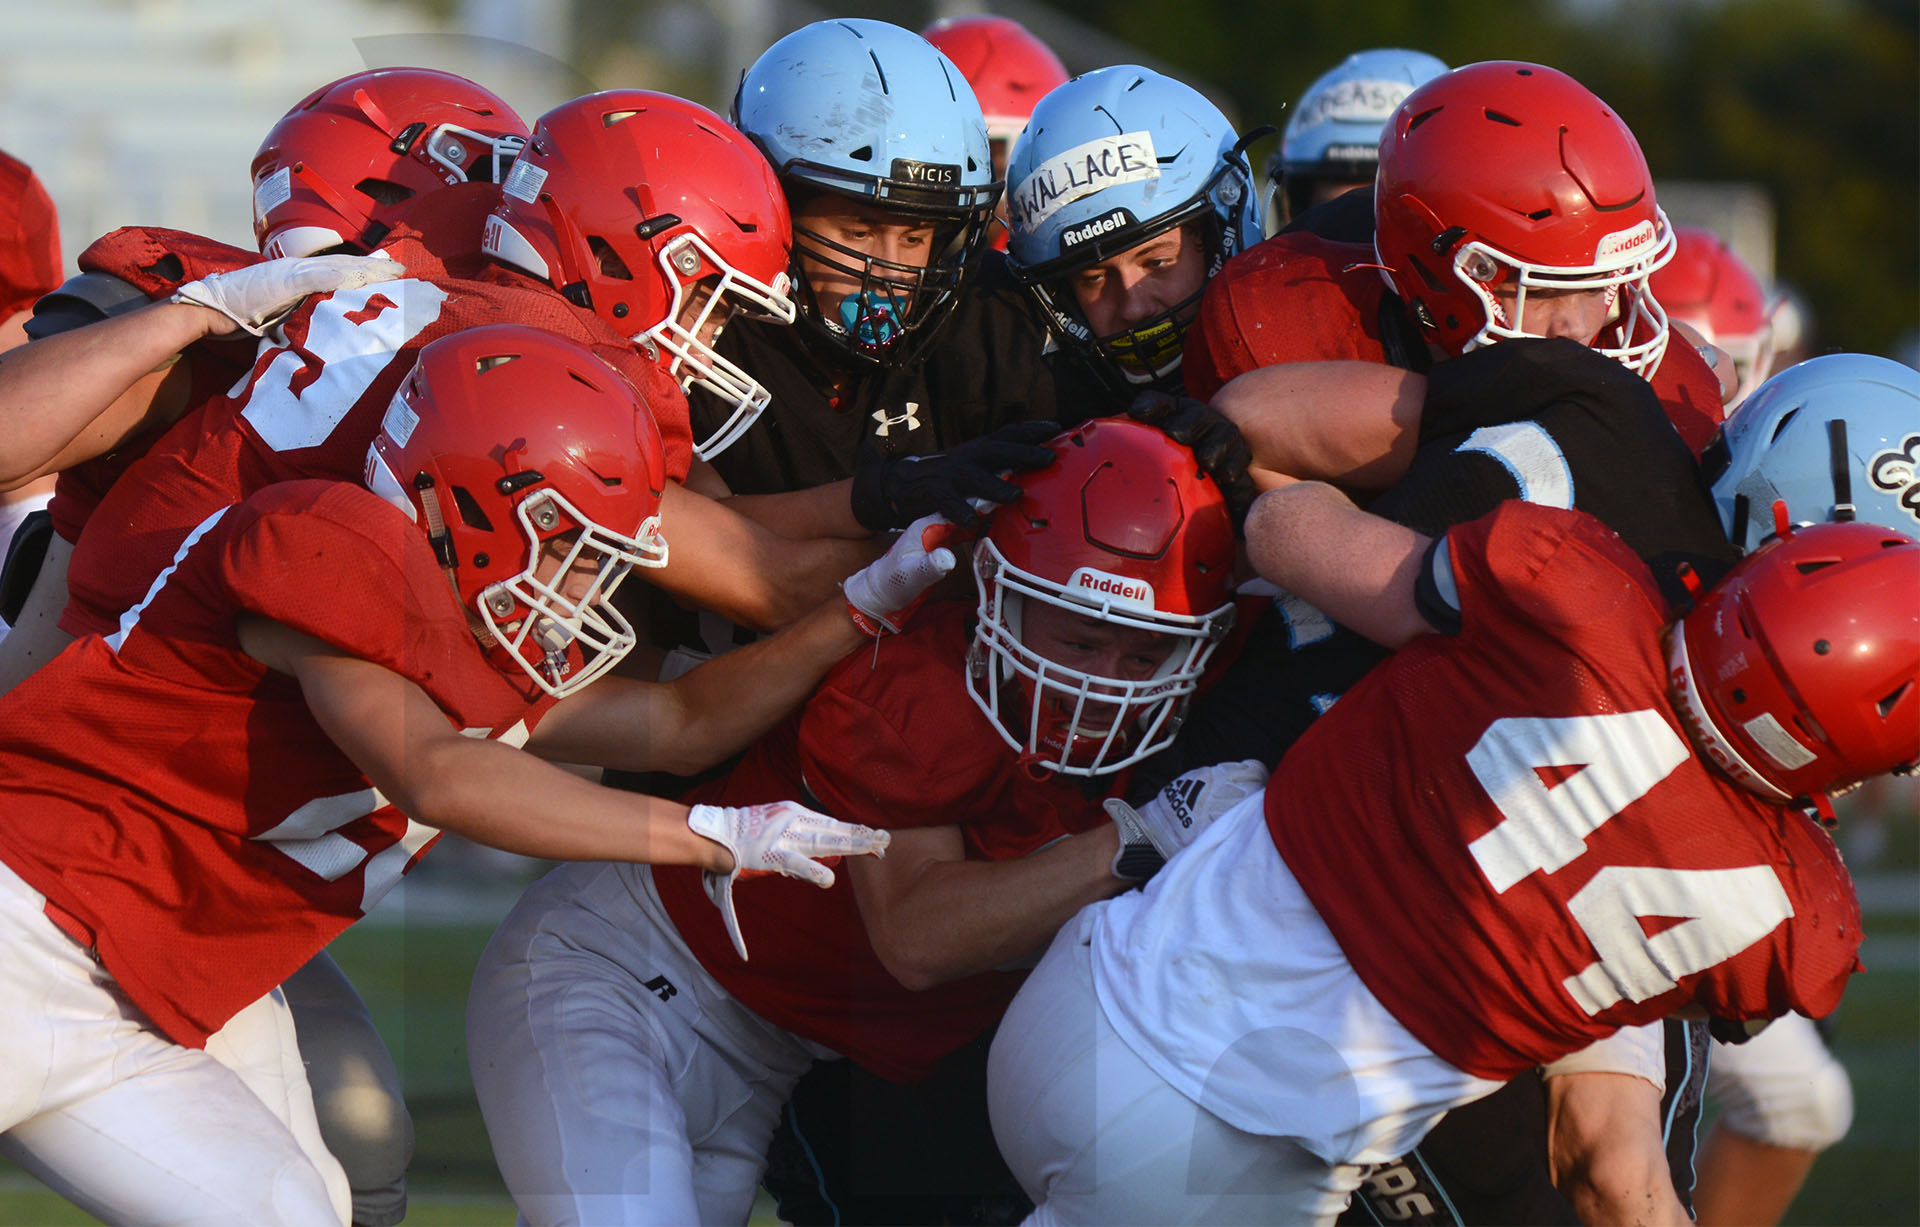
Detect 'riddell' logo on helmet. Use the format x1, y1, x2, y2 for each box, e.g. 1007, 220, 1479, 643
1594, 220, 1657, 265
1067, 567, 1154, 609
1059, 208, 1139, 253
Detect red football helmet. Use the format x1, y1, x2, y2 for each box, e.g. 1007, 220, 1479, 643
365, 324, 669, 699
1651, 225, 1776, 405
921, 15, 1068, 143
968, 417, 1238, 776
252, 68, 528, 259
922, 15, 1068, 252
1669, 520, 1919, 803
482, 91, 797, 460
1374, 62, 1675, 375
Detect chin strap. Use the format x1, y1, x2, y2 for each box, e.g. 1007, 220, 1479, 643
1828, 418, 1856, 521
414, 471, 477, 629
1810, 793, 1839, 829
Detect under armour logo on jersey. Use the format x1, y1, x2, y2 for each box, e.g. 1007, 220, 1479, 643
643, 974, 677, 1003
872, 402, 922, 437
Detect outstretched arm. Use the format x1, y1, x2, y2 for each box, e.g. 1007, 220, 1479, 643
652, 482, 883, 631
530, 598, 863, 775
850, 822, 1128, 991
0, 254, 404, 489
0, 301, 217, 488
532, 517, 957, 773
239, 614, 730, 869
1243, 480, 1439, 650
1211, 360, 1425, 492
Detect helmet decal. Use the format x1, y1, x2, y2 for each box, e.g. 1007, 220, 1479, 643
1007, 132, 1160, 235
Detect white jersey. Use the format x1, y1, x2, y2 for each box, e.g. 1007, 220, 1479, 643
1089, 794, 1501, 1166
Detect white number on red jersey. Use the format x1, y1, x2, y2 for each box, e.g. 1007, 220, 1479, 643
238, 279, 448, 452
1464, 712, 1795, 1017
252, 787, 437, 915
1562, 865, 1793, 1013
1467, 712, 1690, 891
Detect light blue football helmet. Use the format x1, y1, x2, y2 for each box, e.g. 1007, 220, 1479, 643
732, 18, 999, 368
1269, 48, 1448, 223
1706, 353, 1920, 551
1003, 65, 1263, 390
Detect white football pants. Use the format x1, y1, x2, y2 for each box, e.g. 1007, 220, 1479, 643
467, 861, 831, 1226
0, 859, 349, 1226
987, 907, 1366, 1226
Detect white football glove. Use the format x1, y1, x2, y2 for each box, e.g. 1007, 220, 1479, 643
841, 512, 959, 637
1105, 759, 1271, 880
687, 801, 891, 961
171, 254, 406, 337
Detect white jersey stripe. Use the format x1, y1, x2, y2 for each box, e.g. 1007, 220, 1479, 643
105, 506, 233, 653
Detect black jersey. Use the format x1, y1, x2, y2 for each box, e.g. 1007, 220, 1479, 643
1138, 336, 1738, 794
694, 250, 1115, 496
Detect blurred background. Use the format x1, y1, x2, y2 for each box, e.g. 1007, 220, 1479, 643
0, 0, 1915, 358
0, 0, 1913, 1222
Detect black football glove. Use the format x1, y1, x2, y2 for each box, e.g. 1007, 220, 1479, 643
851, 419, 1060, 531
1127, 390, 1258, 535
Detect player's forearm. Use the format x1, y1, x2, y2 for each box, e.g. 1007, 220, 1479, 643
1212, 360, 1423, 491
654, 482, 883, 631
722, 479, 867, 540
858, 825, 1126, 991
1547, 1071, 1688, 1227
1559, 1157, 1689, 1226
1244, 482, 1436, 650
652, 599, 864, 771
402, 733, 727, 870
0, 301, 214, 487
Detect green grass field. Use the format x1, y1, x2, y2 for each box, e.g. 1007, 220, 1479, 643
4, 809, 1915, 1226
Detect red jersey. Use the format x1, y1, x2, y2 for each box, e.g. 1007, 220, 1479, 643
60, 259, 691, 638
0, 149, 61, 319
1182, 233, 1390, 401
654, 602, 1117, 1082
1265, 501, 1860, 1080
0, 481, 551, 1047
47, 226, 264, 542
1182, 231, 1726, 457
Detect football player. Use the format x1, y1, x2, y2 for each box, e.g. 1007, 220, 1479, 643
1689, 352, 1920, 1227
1187, 60, 1728, 457
0, 324, 934, 1227
988, 481, 1917, 1224
692, 19, 1101, 528
0, 148, 61, 346
1003, 65, 1264, 401
0, 67, 530, 701
1264, 48, 1448, 232
463, 417, 1242, 1225
0, 147, 65, 645
921, 14, 1069, 252
1651, 224, 1777, 408
0, 73, 536, 1225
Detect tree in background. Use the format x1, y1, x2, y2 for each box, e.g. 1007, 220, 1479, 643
1059, 0, 1916, 357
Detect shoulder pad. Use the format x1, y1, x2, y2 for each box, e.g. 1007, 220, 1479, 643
22, 271, 149, 341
